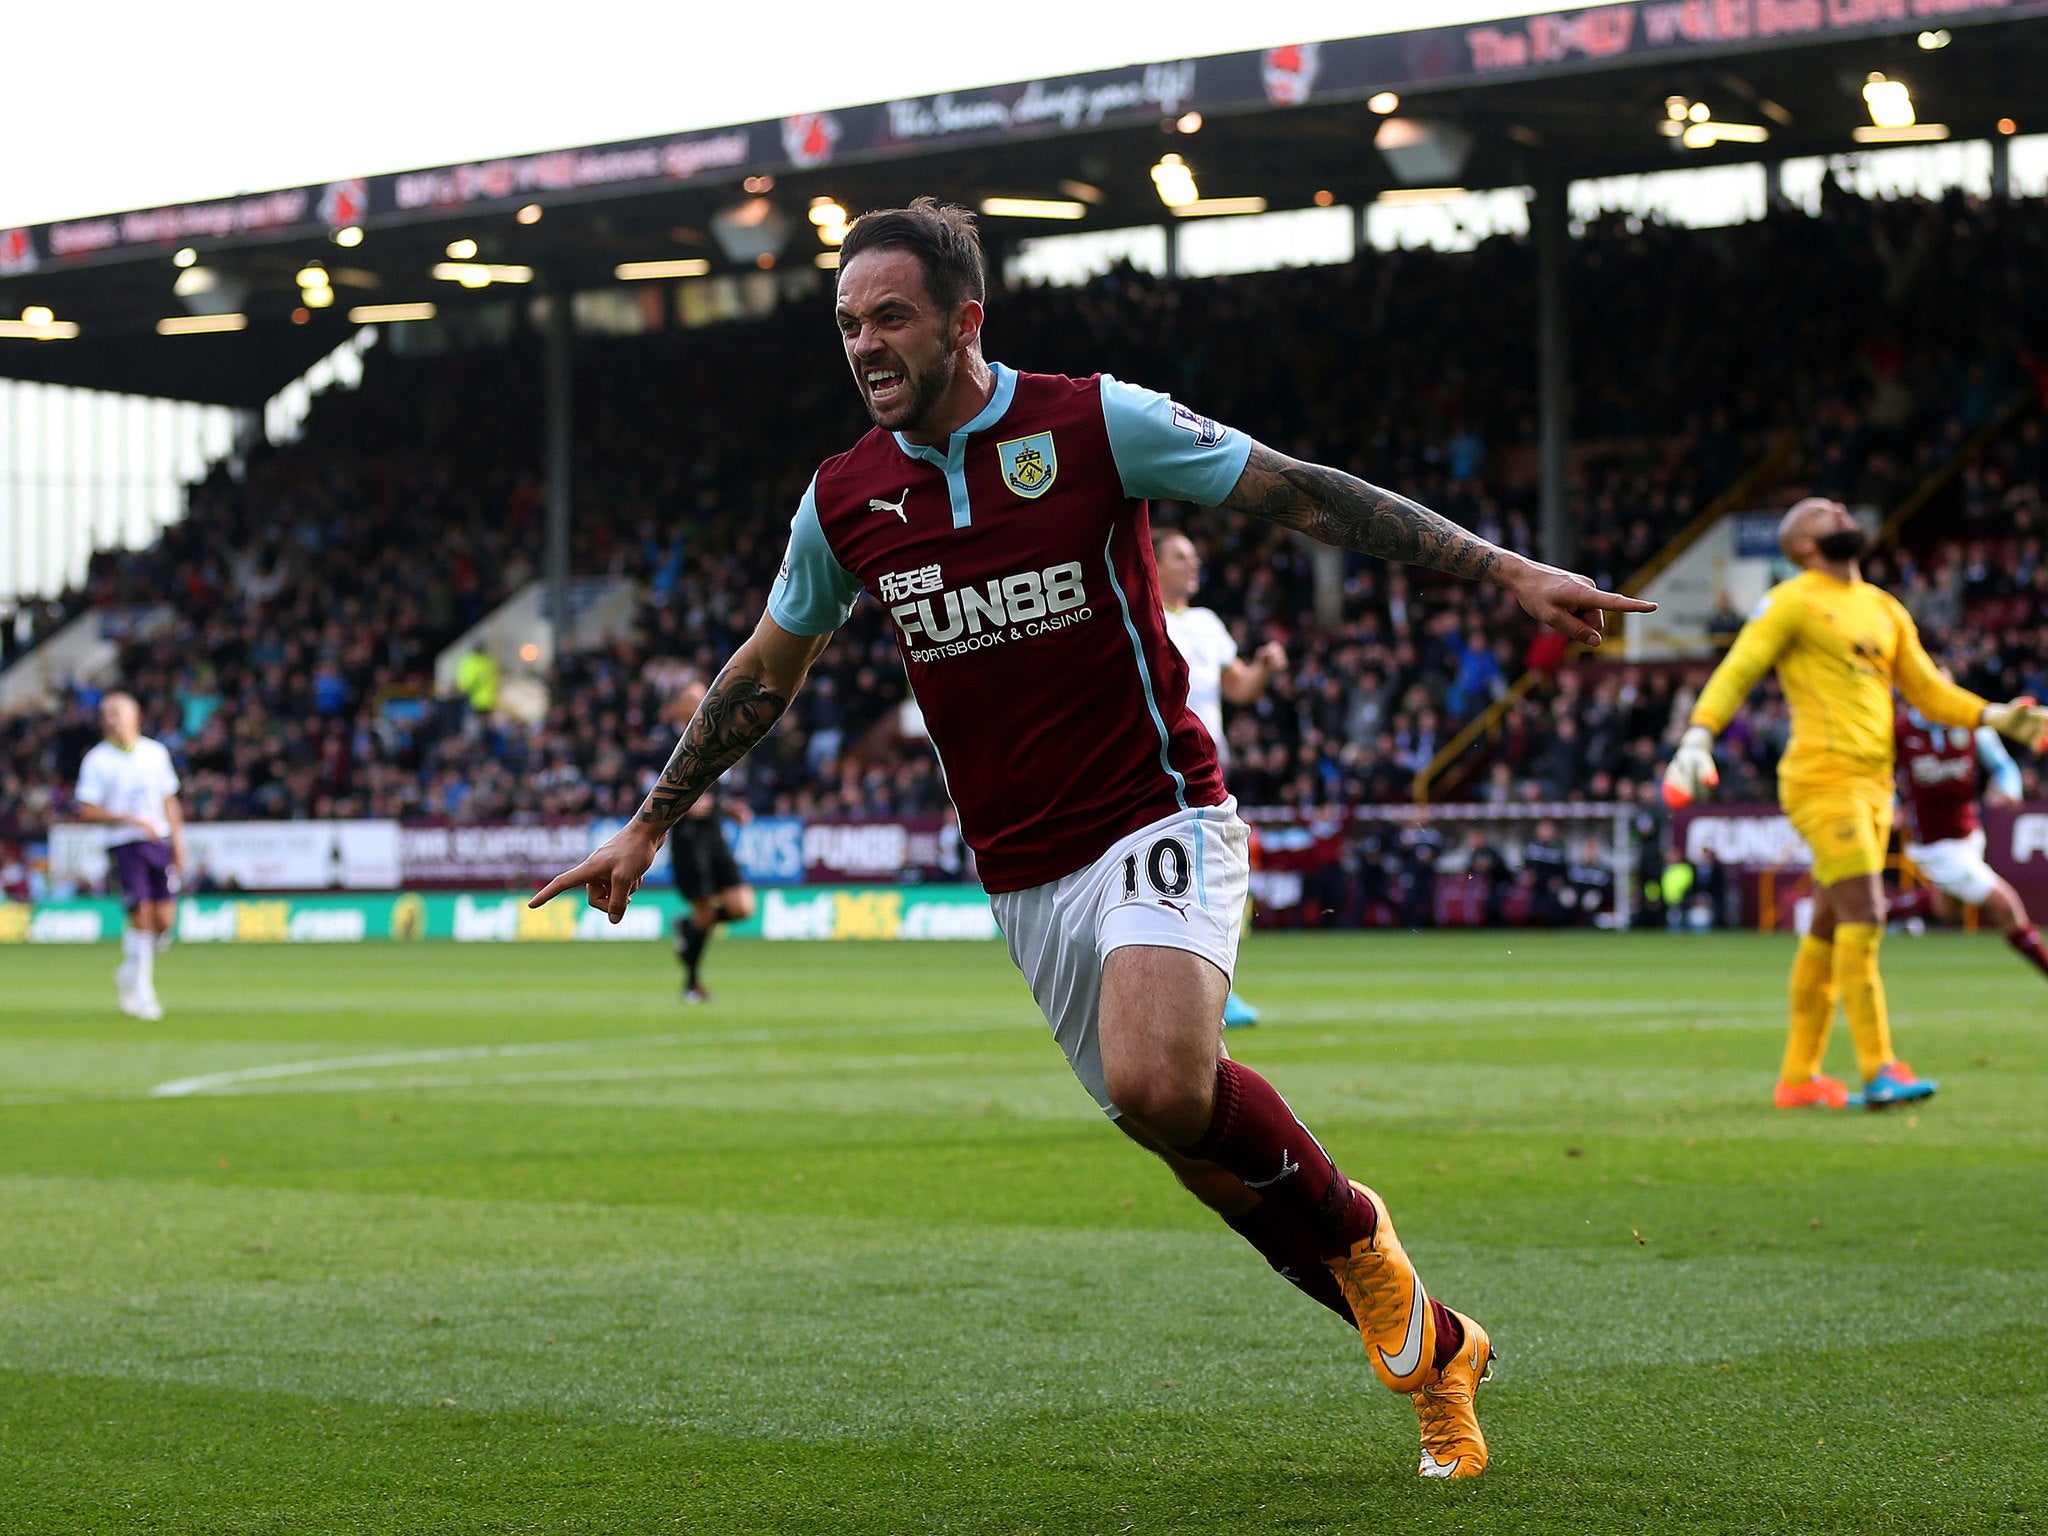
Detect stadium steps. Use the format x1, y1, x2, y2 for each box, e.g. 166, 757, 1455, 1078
0, 604, 172, 717
1413, 430, 1800, 804
1876, 387, 2038, 553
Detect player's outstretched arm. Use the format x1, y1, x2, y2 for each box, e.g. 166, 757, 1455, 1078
530, 615, 832, 921
1890, 603, 2047, 746
1221, 444, 1653, 646
1982, 698, 2048, 750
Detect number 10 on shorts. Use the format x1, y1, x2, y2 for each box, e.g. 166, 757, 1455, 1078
1123, 838, 1192, 902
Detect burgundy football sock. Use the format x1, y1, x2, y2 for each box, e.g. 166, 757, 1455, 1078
1888, 887, 1937, 923
1428, 1298, 1465, 1369
1181, 1060, 1376, 1258
2008, 924, 2048, 981
1223, 1201, 1357, 1326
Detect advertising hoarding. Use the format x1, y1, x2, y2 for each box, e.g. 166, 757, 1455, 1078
0, 885, 996, 943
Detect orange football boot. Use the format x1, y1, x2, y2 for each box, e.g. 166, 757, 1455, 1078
1773, 1074, 1853, 1110
1325, 1181, 1438, 1393
1414, 1309, 1493, 1479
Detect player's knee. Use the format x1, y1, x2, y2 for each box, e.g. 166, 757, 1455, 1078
720, 887, 756, 922
1988, 882, 2023, 931
1103, 1065, 1210, 1145
1825, 875, 1884, 927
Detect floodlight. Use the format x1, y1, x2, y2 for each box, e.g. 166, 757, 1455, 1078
348, 302, 436, 323
157, 314, 247, 335
979, 198, 1087, 220
0, 316, 79, 340
615, 259, 713, 280
1173, 197, 1268, 217
1151, 154, 1198, 207
1863, 75, 1915, 129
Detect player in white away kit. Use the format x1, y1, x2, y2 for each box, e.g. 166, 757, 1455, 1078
73, 692, 184, 1019
1153, 527, 1286, 1026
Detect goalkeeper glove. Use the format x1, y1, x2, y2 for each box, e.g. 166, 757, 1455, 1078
1983, 697, 2048, 751
1661, 725, 1719, 809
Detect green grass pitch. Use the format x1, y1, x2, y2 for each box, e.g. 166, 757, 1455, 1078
2, 929, 2044, 1533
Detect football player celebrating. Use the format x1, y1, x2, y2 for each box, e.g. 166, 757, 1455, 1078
536, 199, 1653, 1478
1152, 526, 1286, 1027
1895, 687, 2048, 983
73, 692, 183, 1019
1663, 498, 2047, 1110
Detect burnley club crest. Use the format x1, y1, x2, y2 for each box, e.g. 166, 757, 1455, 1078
998, 432, 1057, 499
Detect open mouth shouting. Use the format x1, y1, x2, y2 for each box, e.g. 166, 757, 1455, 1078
864, 364, 908, 409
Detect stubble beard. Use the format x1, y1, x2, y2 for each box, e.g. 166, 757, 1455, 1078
866, 337, 955, 434
1814, 527, 1868, 562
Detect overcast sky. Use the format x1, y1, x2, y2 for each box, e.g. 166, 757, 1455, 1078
4, 0, 1548, 229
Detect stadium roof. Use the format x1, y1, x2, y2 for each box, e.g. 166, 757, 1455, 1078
3, 0, 2043, 406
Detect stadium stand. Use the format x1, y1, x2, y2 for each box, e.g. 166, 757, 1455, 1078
4, 185, 2045, 868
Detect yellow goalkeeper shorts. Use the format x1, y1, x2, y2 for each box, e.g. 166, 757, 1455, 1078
1781, 775, 1893, 888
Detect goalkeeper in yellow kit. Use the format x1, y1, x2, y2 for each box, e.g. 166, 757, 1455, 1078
1664, 498, 2048, 1109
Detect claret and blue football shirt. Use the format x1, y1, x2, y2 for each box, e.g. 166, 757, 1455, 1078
769, 364, 1252, 891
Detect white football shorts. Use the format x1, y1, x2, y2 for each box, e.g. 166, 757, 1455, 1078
1905, 828, 1999, 907
991, 799, 1251, 1119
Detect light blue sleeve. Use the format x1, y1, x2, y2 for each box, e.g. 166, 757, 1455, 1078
1099, 375, 1253, 506
1976, 726, 2024, 799
767, 479, 863, 636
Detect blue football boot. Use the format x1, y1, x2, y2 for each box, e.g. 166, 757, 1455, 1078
1861, 1060, 1937, 1109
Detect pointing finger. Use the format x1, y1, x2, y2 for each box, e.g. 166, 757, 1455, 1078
1584, 589, 1657, 613
530, 858, 595, 908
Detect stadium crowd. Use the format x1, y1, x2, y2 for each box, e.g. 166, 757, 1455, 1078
3, 185, 2045, 879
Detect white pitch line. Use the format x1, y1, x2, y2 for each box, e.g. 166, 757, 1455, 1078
146, 1035, 686, 1098
180, 1048, 1011, 1098
143, 1015, 1038, 1099
140, 997, 1771, 1100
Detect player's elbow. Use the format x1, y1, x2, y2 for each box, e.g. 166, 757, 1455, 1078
749, 615, 833, 698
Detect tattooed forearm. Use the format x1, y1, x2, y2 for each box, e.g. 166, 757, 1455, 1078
1223, 443, 1507, 584
637, 668, 790, 829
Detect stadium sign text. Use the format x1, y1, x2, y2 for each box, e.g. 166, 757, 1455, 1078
1682, 812, 1813, 870
20, 0, 2040, 272
0, 886, 999, 944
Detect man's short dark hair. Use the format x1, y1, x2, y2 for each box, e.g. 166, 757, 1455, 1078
839, 198, 987, 316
